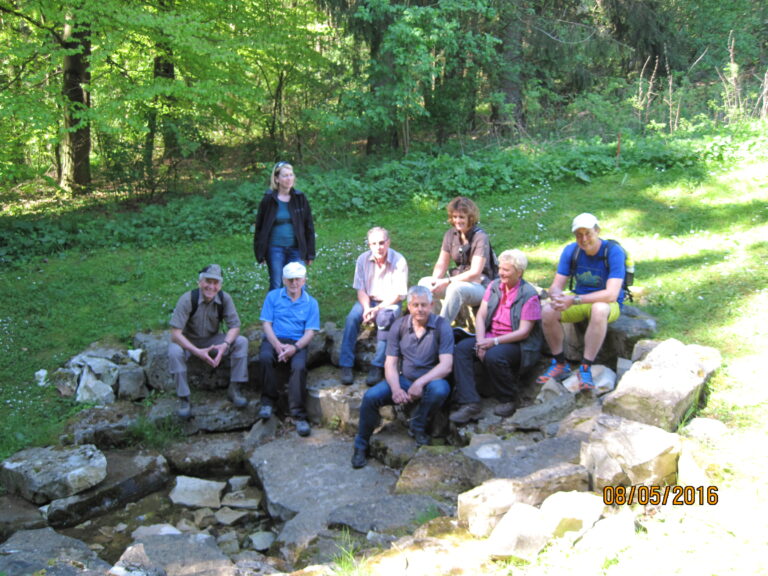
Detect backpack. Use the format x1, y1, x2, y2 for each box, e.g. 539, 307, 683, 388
189, 288, 226, 324
568, 239, 635, 302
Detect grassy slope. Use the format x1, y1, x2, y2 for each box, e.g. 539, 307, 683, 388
1, 154, 767, 576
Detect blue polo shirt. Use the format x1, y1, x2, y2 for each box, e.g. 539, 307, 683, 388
557, 240, 626, 306
386, 313, 454, 381
260, 287, 320, 341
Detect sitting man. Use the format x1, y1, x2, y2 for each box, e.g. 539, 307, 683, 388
340, 226, 408, 386
258, 261, 320, 437
449, 249, 542, 424
537, 213, 626, 389
168, 264, 249, 419
351, 285, 454, 469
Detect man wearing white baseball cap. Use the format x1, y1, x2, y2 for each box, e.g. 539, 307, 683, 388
536, 213, 626, 390
257, 261, 320, 436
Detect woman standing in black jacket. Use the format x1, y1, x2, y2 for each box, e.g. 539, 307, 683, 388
253, 162, 316, 290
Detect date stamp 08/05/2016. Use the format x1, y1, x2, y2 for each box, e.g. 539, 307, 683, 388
602, 485, 719, 506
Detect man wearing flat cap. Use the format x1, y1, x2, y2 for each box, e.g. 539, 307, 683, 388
536, 213, 626, 390
169, 264, 249, 419
257, 261, 320, 436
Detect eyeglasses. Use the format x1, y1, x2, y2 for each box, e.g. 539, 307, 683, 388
273, 161, 289, 174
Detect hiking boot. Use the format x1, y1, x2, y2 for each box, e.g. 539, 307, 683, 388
227, 382, 248, 408
536, 358, 571, 385
366, 365, 384, 386
258, 403, 273, 421
408, 427, 431, 447
295, 419, 311, 437
493, 401, 518, 418
577, 364, 595, 390
449, 402, 483, 425
177, 397, 192, 420
351, 447, 368, 469
340, 366, 354, 386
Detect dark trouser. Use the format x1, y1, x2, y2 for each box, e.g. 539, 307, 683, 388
453, 337, 523, 405
258, 338, 308, 419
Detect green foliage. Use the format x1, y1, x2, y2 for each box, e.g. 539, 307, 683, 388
127, 413, 184, 450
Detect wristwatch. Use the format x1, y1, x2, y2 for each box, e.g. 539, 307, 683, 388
573, 295, 582, 305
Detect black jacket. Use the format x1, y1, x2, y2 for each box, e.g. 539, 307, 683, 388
253, 189, 316, 263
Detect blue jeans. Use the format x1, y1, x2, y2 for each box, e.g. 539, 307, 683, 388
354, 375, 451, 451
267, 245, 303, 291
340, 300, 394, 368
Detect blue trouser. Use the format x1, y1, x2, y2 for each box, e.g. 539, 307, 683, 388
339, 300, 397, 368
453, 336, 522, 405
354, 375, 450, 451
267, 244, 304, 291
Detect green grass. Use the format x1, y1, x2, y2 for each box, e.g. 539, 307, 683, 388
1, 130, 767, 460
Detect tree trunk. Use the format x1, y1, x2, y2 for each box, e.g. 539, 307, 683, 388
60, 18, 91, 193
490, 9, 525, 137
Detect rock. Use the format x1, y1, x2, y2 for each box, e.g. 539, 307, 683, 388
248, 531, 276, 552
328, 494, 449, 535
556, 405, 603, 439
35, 368, 48, 386
133, 332, 174, 392
457, 460, 589, 538
128, 349, 144, 364
395, 446, 494, 504
538, 490, 605, 538
562, 305, 657, 366
306, 365, 363, 434
0, 494, 47, 543
147, 396, 261, 435
122, 533, 236, 576
118, 364, 149, 401
0, 444, 108, 504
221, 487, 262, 510
81, 356, 121, 389
509, 393, 577, 431
581, 414, 681, 489
216, 531, 241, 556
681, 417, 729, 442
0, 527, 111, 575
109, 542, 167, 576
132, 524, 183, 539
603, 338, 721, 431
215, 506, 250, 526
52, 367, 80, 397
164, 433, 247, 476
246, 428, 397, 562
561, 364, 617, 395
45, 450, 170, 528
485, 502, 550, 560
169, 476, 227, 509
227, 476, 251, 492
77, 364, 117, 404
462, 434, 583, 479
572, 509, 637, 566
62, 404, 145, 448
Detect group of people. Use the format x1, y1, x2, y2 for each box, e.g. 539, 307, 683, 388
168, 161, 628, 465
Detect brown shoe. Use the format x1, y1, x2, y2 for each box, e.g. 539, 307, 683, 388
449, 402, 483, 425
493, 401, 518, 418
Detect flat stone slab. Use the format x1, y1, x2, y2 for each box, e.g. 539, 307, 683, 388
164, 432, 248, 476
126, 533, 236, 576
463, 434, 583, 478
0, 527, 111, 575
328, 494, 449, 535
247, 428, 397, 561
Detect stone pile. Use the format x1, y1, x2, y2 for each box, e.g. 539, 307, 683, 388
0, 307, 726, 576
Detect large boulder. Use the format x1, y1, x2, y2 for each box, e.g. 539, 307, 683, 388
603, 338, 721, 431
44, 450, 170, 528
0, 444, 108, 504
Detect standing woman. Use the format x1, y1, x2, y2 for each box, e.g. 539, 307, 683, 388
419, 196, 496, 324
253, 162, 316, 290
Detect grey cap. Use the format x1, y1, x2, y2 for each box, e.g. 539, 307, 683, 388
199, 264, 223, 281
